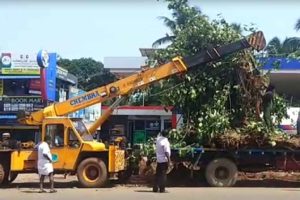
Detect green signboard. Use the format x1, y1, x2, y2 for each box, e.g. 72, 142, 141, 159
133, 130, 146, 144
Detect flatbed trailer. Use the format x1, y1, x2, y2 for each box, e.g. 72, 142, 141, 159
170, 147, 300, 187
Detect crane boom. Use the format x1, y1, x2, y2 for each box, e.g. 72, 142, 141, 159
18, 31, 266, 125
88, 96, 127, 134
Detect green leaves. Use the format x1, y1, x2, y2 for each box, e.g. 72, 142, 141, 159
57, 58, 115, 92
272, 95, 288, 125
145, 0, 289, 147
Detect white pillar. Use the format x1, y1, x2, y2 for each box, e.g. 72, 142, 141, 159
160, 116, 164, 131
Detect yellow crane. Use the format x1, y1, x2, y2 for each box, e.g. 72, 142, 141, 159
0, 31, 266, 187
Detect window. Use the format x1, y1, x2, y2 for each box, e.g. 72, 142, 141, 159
134, 120, 145, 130
71, 119, 93, 141
68, 128, 80, 148
3, 79, 29, 96
164, 119, 172, 130
45, 124, 65, 148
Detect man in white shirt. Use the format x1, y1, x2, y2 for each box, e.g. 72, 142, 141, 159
153, 129, 171, 193
37, 135, 56, 193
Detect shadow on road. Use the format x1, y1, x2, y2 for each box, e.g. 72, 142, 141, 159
1, 172, 300, 190
1, 181, 79, 189
21, 190, 43, 193
161, 166, 300, 188
1, 179, 300, 189
134, 189, 154, 193
166, 176, 300, 188
165, 178, 300, 188
236, 179, 300, 188
1, 180, 116, 190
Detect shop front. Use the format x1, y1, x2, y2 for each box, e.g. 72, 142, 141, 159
99, 106, 183, 145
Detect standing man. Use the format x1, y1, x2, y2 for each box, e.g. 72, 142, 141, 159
37, 135, 56, 193
262, 84, 275, 131
153, 129, 171, 193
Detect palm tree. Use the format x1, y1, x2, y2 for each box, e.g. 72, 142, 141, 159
152, 2, 202, 47
265, 36, 300, 56
152, 16, 177, 47
295, 18, 300, 31
230, 23, 242, 34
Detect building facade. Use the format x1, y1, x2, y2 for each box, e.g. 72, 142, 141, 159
262, 57, 300, 134
0, 52, 77, 141
99, 106, 183, 145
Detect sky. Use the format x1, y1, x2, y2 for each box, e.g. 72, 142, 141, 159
0, 0, 299, 62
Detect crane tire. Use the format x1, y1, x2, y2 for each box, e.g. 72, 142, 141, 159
77, 158, 107, 188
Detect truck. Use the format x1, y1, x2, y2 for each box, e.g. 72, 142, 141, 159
0, 31, 266, 188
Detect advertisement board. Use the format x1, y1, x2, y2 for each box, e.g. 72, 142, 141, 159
0, 53, 40, 75
0, 52, 57, 101
29, 79, 41, 95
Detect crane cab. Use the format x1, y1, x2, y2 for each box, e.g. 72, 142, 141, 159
1, 117, 125, 188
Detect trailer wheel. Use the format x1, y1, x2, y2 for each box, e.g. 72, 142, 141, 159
77, 158, 107, 188
205, 158, 237, 187
0, 163, 5, 185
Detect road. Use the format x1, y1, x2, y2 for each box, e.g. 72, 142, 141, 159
1, 186, 300, 200
0, 174, 300, 200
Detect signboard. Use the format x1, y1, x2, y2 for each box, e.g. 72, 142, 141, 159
133, 130, 146, 144
0, 79, 3, 96
56, 66, 77, 84
0, 96, 44, 112
145, 120, 160, 130
0, 53, 40, 75
57, 66, 68, 80
0, 113, 18, 125
1, 68, 39, 75
69, 87, 85, 118
45, 53, 57, 101
29, 79, 41, 95
68, 86, 101, 129
37, 50, 49, 68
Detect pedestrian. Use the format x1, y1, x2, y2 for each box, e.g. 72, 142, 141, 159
297, 111, 300, 135
37, 135, 57, 193
153, 129, 171, 193
1, 132, 18, 149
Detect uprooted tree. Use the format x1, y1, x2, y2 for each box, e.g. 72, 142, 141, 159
139, 0, 298, 155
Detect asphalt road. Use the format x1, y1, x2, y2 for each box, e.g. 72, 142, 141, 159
1, 187, 300, 200
0, 174, 300, 200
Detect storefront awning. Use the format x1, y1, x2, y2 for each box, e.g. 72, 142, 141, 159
0, 125, 39, 130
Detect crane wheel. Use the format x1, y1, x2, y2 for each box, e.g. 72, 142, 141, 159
77, 158, 107, 188
205, 158, 238, 187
